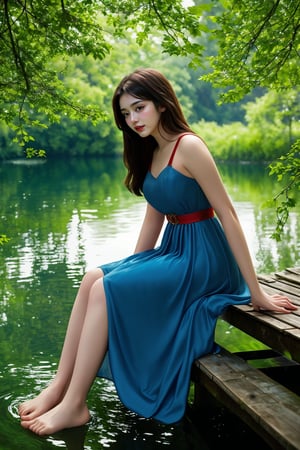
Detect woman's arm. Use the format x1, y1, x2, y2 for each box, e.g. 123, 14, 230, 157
134, 202, 165, 253
180, 135, 297, 313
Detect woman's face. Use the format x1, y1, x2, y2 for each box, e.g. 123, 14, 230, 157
119, 93, 164, 138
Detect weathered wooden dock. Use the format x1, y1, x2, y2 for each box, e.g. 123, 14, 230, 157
191, 267, 300, 450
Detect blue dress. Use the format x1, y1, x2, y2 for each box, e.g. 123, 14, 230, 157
97, 134, 251, 424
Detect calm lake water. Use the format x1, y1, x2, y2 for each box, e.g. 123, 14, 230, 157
0, 157, 299, 450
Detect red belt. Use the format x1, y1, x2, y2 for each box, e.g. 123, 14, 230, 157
166, 207, 214, 225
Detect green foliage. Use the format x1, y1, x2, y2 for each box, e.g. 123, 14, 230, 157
193, 120, 249, 160
267, 140, 300, 241
244, 89, 300, 157
200, 0, 300, 239
100, 0, 210, 58
193, 88, 300, 163
1, 0, 114, 153
245, 89, 300, 239
0, 235, 10, 245
204, 0, 300, 101
0, 0, 207, 154
20, 38, 203, 157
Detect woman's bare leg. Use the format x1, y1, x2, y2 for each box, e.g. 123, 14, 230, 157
19, 268, 104, 421
21, 277, 108, 435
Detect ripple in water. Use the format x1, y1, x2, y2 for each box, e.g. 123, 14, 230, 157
3, 361, 208, 449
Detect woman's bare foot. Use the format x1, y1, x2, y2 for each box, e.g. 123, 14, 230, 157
18, 383, 64, 421
20, 401, 90, 436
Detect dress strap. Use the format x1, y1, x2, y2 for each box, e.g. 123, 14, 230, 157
168, 133, 194, 166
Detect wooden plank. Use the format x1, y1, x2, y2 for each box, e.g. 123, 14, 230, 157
234, 349, 299, 366
192, 350, 300, 450
258, 279, 300, 301
194, 268, 300, 449
263, 284, 300, 302
285, 267, 300, 276
222, 307, 295, 336
222, 306, 300, 362
222, 266, 300, 362
275, 270, 300, 286
258, 274, 278, 283
258, 269, 300, 299
259, 267, 300, 283
253, 310, 300, 329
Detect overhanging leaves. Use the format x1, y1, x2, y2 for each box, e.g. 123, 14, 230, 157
203, 0, 300, 102
0, 0, 209, 152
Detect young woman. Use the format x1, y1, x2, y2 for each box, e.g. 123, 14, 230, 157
19, 68, 297, 436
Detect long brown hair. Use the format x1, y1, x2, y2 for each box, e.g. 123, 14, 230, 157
112, 68, 193, 196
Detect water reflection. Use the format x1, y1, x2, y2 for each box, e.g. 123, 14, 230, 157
49, 415, 207, 450
0, 157, 298, 450
4, 361, 208, 450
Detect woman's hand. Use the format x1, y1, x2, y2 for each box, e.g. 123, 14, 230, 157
251, 290, 298, 313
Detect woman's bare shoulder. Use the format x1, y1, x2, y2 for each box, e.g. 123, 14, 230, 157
179, 133, 211, 158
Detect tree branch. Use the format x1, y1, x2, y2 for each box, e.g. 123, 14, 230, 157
3, 0, 30, 92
